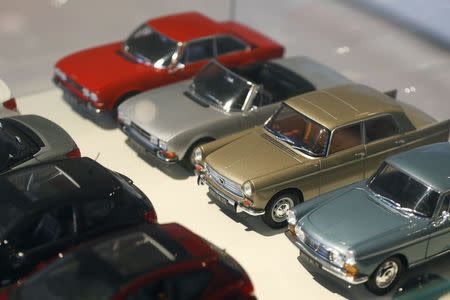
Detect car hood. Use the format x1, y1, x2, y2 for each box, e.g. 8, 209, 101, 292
205, 129, 312, 184
56, 42, 153, 91
118, 81, 226, 141
302, 187, 411, 251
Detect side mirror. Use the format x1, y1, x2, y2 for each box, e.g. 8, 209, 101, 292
249, 105, 258, 112
434, 211, 449, 227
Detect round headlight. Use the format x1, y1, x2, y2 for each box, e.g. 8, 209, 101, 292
295, 223, 305, 241
329, 249, 345, 267
242, 181, 253, 198
286, 210, 297, 225
193, 147, 203, 163
90, 92, 98, 102
158, 140, 168, 150
82, 88, 90, 97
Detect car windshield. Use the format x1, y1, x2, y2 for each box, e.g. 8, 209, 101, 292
188, 61, 253, 111
264, 104, 330, 157
0, 119, 38, 172
12, 232, 175, 300
369, 163, 439, 218
124, 24, 178, 67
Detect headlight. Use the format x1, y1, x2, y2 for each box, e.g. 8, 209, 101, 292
158, 140, 168, 150
329, 249, 346, 267
242, 181, 253, 198
54, 68, 67, 81
193, 147, 203, 163
82, 88, 90, 98
295, 223, 305, 241
286, 210, 297, 225
89, 92, 98, 102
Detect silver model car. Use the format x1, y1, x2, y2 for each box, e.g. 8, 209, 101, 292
0, 79, 19, 118
0, 115, 80, 174
117, 57, 351, 168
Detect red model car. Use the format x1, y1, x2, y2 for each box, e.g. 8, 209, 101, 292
53, 11, 284, 118
0, 223, 256, 300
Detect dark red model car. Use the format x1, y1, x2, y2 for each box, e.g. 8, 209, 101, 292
0, 223, 256, 300
53, 11, 284, 118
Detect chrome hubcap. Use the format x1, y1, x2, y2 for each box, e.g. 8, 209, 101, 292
375, 261, 398, 289
271, 197, 294, 223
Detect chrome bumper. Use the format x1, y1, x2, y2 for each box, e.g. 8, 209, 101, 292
120, 124, 178, 164
285, 231, 368, 285
198, 174, 265, 217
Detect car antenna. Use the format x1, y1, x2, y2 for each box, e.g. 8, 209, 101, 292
88, 152, 101, 175
94, 152, 101, 161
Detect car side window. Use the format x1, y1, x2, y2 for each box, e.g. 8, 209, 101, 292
440, 195, 450, 214
13, 205, 75, 251
216, 35, 247, 56
253, 90, 273, 108
185, 39, 214, 63
329, 123, 362, 154
81, 198, 115, 231
365, 115, 399, 143
125, 270, 211, 300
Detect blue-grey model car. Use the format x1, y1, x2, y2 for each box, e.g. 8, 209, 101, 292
286, 142, 450, 295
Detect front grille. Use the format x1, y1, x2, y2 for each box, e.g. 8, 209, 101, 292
65, 77, 83, 93
206, 164, 243, 198
131, 122, 151, 140
304, 234, 331, 262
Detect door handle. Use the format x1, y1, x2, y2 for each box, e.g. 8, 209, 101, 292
354, 152, 365, 158
395, 139, 406, 145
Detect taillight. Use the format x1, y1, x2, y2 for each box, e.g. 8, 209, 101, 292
144, 210, 158, 224
3, 98, 17, 111
65, 147, 81, 158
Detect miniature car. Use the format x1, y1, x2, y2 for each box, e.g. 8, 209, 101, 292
195, 84, 450, 228
0, 115, 80, 174
286, 142, 450, 295
53, 11, 284, 119
117, 57, 350, 168
0, 223, 256, 300
0, 157, 157, 286
0, 79, 18, 117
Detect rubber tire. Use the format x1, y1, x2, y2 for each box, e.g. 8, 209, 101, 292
262, 192, 300, 229
366, 256, 404, 296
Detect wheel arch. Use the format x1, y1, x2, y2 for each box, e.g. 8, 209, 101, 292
268, 187, 304, 208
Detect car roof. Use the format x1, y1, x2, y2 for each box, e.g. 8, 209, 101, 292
147, 12, 223, 42
386, 142, 450, 193
0, 157, 121, 210
285, 84, 404, 130
271, 56, 352, 90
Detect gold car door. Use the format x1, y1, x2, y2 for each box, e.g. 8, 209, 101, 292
319, 123, 366, 194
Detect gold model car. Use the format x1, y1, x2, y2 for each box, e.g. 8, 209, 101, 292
195, 84, 450, 228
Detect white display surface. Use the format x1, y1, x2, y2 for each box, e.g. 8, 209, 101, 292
9, 1, 450, 299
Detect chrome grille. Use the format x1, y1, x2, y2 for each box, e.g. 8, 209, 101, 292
206, 164, 243, 198
65, 77, 83, 93
304, 234, 330, 261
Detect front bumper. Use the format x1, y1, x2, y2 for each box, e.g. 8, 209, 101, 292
197, 173, 265, 216
285, 231, 368, 285
120, 123, 178, 164
53, 76, 106, 117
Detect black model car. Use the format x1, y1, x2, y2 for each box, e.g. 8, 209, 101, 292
0, 157, 157, 286
0, 115, 80, 174
1, 223, 256, 300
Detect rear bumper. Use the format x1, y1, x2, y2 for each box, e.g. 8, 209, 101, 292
120, 123, 178, 164
285, 231, 368, 285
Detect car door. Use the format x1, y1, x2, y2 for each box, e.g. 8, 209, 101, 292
319, 123, 366, 194
427, 193, 450, 257
215, 35, 251, 67
8, 204, 77, 277
178, 38, 215, 79
363, 114, 408, 178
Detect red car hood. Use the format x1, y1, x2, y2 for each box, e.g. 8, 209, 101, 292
56, 42, 151, 92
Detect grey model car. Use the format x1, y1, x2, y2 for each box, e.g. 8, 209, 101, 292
0, 115, 80, 174
286, 142, 450, 295
117, 57, 350, 168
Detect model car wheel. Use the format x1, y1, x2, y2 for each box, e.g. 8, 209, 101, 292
181, 139, 213, 172
262, 193, 299, 229
366, 256, 404, 295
